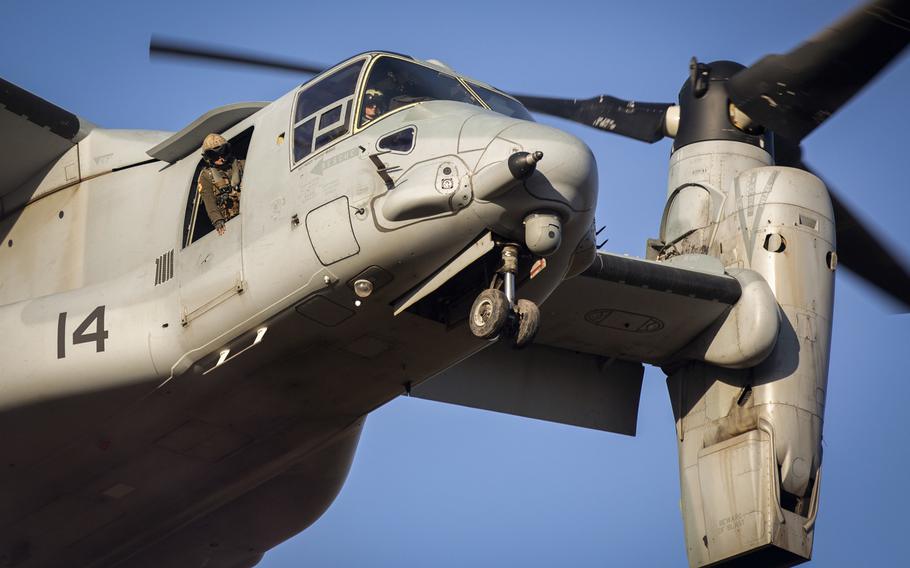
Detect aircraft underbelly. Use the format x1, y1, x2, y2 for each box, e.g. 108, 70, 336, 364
0, 279, 491, 566
0, 78, 600, 565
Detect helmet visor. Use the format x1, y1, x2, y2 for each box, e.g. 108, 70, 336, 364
203, 143, 232, 162
364, 90, 384, 107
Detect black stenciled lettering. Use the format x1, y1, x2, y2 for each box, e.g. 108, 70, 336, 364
71, 306, 109, 353
57, 312, 67, 359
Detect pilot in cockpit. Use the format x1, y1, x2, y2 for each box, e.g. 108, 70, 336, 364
361, 89, 386, 124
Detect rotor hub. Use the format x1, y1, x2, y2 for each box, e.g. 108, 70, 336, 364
673, 60, 772, 154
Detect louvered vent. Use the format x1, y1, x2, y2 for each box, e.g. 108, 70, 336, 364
155, 249, 174, 285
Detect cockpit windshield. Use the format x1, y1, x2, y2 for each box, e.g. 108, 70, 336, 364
467, 82, 534, 121
358, 57, 482, 127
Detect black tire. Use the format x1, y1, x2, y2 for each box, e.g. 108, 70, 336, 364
513, 299, 540, 348
469, 289, 510, 339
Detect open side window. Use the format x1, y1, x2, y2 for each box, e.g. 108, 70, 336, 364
291, 59, 365, 166
183, 127, 253, 248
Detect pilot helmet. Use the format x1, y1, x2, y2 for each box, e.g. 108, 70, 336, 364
363, 89, 385, 112
202, 133, 232, 164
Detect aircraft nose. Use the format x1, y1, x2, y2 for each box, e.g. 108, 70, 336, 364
468, 120, 598, 247
499, 121, 598, 214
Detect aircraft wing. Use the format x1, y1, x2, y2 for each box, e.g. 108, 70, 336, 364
0, 77, 93, 216
536, 251, 741, 364
412, 251, 742, 434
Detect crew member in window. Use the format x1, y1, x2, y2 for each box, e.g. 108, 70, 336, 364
198, 133, 244, 236
361, 89, 386, 124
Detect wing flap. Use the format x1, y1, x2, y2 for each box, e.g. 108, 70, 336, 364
412, 341, 644, 436
0, 77, 91, 210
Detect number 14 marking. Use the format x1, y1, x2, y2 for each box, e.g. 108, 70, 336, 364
57, 305, 109, 359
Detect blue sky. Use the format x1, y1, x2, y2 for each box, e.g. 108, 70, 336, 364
2, 1, 908, 566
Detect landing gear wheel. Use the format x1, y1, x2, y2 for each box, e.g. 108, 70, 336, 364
469, 289, 510, 339
513, 299, 540, 348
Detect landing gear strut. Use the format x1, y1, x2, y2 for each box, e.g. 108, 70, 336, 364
468, 244, 541, 347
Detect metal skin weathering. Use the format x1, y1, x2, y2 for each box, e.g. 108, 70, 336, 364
0, 53, 598, 566
2, 0, 910, 564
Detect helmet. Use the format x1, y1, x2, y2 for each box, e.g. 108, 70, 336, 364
202, 133, 232, 164
203, 133, 227, 150
363, 89, 385, 109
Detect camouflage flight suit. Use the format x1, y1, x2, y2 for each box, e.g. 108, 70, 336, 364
197, 159, 244, 232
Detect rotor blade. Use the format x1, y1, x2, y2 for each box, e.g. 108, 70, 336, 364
149, 35, 325, 75
776, 139, 910, 311
510, 94, 673, 143
728, 0, 910, 142
828, 189, 910, 311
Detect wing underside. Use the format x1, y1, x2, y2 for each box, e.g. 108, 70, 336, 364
412, 252, 742, 434
537, 252, 740, 364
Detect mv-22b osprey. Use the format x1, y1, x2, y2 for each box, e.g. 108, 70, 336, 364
1, 0, 909, 566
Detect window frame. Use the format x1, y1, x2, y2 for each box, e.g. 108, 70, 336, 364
462, 81, 535, 121
376, 125, 418, 155
289, 56, 369, 171
353, 54, 484, 132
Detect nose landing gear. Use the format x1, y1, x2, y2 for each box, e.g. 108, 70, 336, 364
468, 244, 541, 348
513, 299, 540, 348
468, 288, 510, 339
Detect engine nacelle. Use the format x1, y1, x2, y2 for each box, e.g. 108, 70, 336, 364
663, 142, 835, 567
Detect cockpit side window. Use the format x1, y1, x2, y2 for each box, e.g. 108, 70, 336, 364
467, 83, 534, 121
358, 57, 482, 128
292, 60, 365, 165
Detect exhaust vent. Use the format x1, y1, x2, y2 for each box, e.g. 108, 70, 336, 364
155, 249, 174, 285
